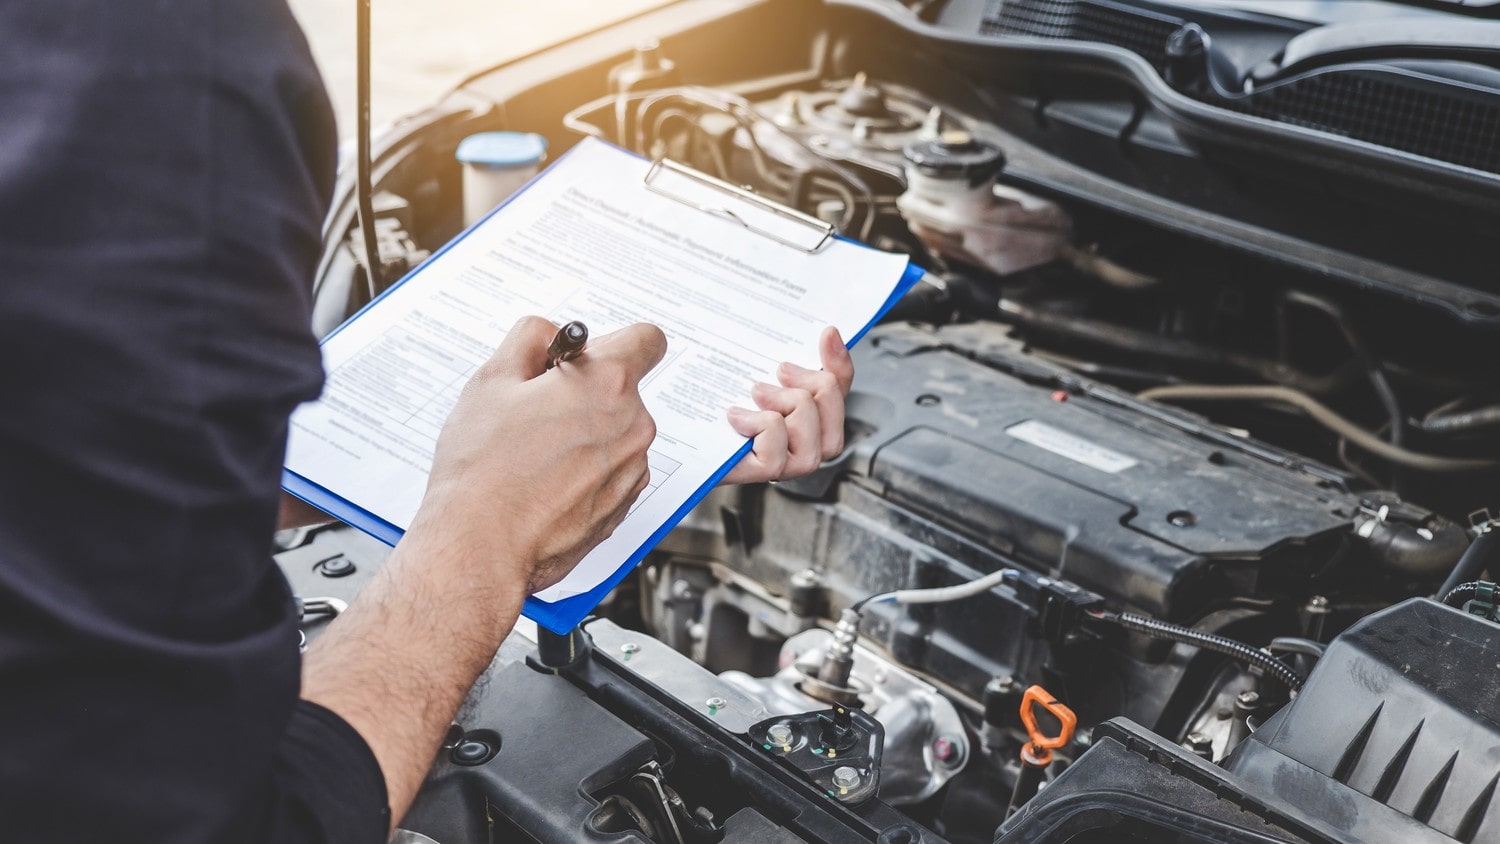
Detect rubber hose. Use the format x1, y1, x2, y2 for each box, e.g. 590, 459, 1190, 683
1437, 528, 1500, 602
1139, 384, 1500, 473
1114, 612, 1304, 691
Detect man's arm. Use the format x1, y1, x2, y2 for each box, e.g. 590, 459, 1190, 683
296, 316, 858, 825
301, 317, 665, 823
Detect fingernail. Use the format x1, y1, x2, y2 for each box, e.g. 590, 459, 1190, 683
779, 361, 806, 376
727, 406, 750, 420
753, 381, 778, 393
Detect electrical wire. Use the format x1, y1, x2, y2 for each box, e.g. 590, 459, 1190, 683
354, 0, 381, 299
1443, 581, 1486, 608
636, 87, 881, 240
1417, 403, 1500, 436
1094, 611, 1305, 691
852, 568, 1017, 612
1139, 384, 1500, 473
571, 85, 885, 241
1278, 291, 1403, 447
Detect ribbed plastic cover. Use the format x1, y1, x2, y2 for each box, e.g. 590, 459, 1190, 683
1228, 599, 1500, 843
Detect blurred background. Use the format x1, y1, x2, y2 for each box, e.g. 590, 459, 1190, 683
288, 0, 668, 135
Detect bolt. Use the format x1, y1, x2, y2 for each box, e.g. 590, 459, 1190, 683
987, 676, 1020, 694
1304, 595, 1330, 641
919, 106, 948, 139
832, 766, 861, 791
768, 723, 794, 748
452, 739, 493, 765
774, 93, 804, 129
316, 555, 355, 578
619, 642, 640, 660
933, 734, 964, 766
706, 697, 727, 715
1236, 690, 1260, 708
1185, 732, 1213, 758
790, 569, 820, 588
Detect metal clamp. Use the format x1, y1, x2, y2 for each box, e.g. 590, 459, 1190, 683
643, 158, 834, 253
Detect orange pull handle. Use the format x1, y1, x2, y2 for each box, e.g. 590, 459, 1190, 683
1019, 685, 1077, 767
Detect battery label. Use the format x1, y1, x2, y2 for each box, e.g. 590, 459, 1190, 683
1005, 419, 1138, 474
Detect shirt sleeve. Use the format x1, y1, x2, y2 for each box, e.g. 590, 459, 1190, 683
0, 2, 390, 841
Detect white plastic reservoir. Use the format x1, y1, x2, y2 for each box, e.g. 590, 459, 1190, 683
455, 132, 548, 226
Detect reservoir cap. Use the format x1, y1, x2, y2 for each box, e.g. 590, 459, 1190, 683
456, 132, 548, 170
903, 130, 1004, 184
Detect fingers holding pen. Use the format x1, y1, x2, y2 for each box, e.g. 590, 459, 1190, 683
478, 316, 560, 383
428, 316, 666, 596
573, 322, 668, 389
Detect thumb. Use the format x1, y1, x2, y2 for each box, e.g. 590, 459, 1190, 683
483, 316, 559, 383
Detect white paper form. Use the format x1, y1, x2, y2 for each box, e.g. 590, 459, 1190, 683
285, 137, 911, 603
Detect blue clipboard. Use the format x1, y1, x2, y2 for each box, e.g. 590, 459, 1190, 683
283, 139, 925, 633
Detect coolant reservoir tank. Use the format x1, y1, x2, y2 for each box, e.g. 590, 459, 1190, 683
896, 131, 1070, 275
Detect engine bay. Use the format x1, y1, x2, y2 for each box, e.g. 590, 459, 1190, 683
289, 1, 1500, 840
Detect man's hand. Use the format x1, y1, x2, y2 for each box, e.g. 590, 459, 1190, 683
302, 316, 665, 830
723, 326, 854, 484
417, 316, 666, 596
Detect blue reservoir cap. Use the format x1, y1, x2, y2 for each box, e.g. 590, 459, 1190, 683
455, 132, 548, 170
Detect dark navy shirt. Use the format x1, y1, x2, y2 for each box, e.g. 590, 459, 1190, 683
0, 2, 388, 840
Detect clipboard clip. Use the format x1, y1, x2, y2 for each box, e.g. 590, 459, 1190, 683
644, 158, 835, 254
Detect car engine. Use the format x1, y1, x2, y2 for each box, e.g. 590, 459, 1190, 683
284, 1, 1500, 841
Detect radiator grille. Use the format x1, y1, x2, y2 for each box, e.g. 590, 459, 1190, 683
1231, 71, 1500, 174
980, 0, 1182, 66
977, 0, 1500, 175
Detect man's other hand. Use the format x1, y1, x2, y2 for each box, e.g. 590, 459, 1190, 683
724, 326, 854, 484
415, 316, 666, 597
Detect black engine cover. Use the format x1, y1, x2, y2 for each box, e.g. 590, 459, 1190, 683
845, 322, 1356, 619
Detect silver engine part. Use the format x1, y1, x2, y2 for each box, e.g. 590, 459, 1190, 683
719, 627, 968, 805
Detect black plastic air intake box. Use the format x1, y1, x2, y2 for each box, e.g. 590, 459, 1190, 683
1225, 597, 1500, 843
1000, 598, 1500, 843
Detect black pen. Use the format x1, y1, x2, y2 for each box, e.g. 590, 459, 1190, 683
545, 320, 589, 370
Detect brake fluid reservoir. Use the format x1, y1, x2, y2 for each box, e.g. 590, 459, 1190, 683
896, 132, 1070, 275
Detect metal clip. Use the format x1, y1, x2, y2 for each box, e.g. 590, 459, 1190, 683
643, 158, 835, 253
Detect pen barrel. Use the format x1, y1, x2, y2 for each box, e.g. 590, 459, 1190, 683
546, 321, 589, 368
